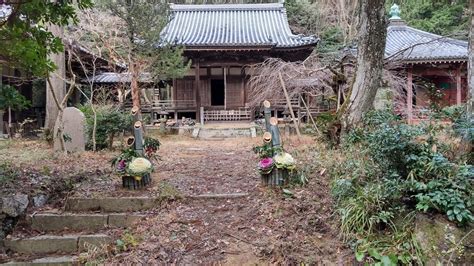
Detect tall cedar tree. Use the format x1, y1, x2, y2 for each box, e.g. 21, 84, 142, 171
468, 0, 474, 118
342, 0, 387, 129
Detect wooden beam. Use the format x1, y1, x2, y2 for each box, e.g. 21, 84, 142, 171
195, 62, 201, 120
278, 72, 301, 137
300, 95, 320, 134
407, 67, 413, 123
456, 66, 462, 105
414, 68, 464, 77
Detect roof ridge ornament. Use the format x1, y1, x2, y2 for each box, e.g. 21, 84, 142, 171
389, 4, 401, 20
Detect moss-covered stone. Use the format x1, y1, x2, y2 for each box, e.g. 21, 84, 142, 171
414, 214, 473, 264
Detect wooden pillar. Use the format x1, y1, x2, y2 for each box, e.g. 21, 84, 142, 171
224, 66, 227, 110
195, 62, 201, 121
456, 66, 462, 105
172, 78, 177, 108
407, 67, 413, 123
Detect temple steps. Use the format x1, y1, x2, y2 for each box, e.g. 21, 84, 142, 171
193, 127, 257, 139
4, 234, 111, 255
2, 193, 250, 264
30, 213, 145, 232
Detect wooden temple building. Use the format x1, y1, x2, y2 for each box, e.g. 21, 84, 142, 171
163, 3, 318, 122
90, 3, 469, 125
93, 3, 318, 123
386, 4, 468, 122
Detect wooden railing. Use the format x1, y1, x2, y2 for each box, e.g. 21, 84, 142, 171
154, 100, 196, 109
125, 100, 196, 111
272, 98, 299, 108
204, 108, 251, 122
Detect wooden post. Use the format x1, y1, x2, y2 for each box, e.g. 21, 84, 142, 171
172, 78, 177, 108
300, 95, 320, 134
195, 62, 201, 121
456, 66, 462, 105
200, 106, 205, 125
263, 100, 271, 132
224, 66, 227, 110
297, 95, 301, 126
278, 72, 301, 137
407, 67, 413, 124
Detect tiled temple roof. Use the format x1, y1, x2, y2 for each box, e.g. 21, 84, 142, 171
386, 20, 468, 63
159, 3, 318, 50
89, 72, 152, 83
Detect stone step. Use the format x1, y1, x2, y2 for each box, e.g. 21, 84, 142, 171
65, 197, 163, 212
64, 194, 247, 212
4, 234, 112, 255
4, 255, 76, 265
186, 193, 249, 200
197, 128, 256, 139
31, 213, 145, 232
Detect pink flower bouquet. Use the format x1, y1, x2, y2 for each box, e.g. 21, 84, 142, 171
258, 157, 274, 175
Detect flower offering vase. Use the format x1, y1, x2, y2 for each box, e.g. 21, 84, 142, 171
261, 168, 288, 186
122, 174, 152, 190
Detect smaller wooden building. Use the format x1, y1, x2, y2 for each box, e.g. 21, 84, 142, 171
386, 4, 468, 122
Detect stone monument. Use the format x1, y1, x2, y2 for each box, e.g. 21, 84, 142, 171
53, 107, 86, 152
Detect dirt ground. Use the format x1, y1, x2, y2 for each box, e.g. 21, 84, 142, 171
106, 135, 352, 264
0, 136, 352, 264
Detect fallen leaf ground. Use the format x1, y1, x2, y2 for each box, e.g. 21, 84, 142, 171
0, 135, 352, 264
107, 135, 352, 264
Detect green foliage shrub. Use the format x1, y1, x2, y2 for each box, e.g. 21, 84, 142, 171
78, 104, 133, 150
0, 84, 31, 112
330, 109, 473, 263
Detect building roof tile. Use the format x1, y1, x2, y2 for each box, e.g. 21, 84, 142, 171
386, 20, 468, 63
159, 3, 318, 49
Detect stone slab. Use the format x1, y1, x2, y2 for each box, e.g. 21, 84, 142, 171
3, 256, 76, 266
53, 107, 86, 153
78, 234, 112, 252
5, 234, 113, 255
186, 193, 249, 200
65, 197, 162, 212
192, 127, 200, 138
31, 214, 107, 231
250, 127, 257, 138
108, 214, 145, 228
4, 235, 78, 254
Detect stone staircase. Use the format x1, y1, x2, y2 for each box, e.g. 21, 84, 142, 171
3, 197, 160, 265
193, 126, 257, 139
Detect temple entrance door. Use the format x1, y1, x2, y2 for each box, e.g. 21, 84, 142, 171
211, 79, 225, 106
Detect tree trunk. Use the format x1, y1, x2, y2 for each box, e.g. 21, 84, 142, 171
130, 60, 141, 110
468, 0, 474, 118
45, 24, 66, 132
7, 107, 12, 138
342, 0, 387, 130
